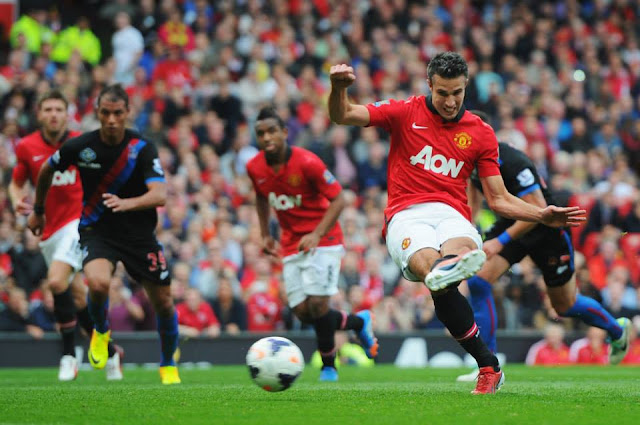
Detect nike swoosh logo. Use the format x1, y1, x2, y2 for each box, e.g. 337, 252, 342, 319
556, 265, 569, 275
89, 350, 100, 365
257, 178, 267, 184
412, 122, 429, 130
160, 270, 169, 279
33, 155, 45, 161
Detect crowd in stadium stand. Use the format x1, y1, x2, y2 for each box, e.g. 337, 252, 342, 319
0, 0, 639, 354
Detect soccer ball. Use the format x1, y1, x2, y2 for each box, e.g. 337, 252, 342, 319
246, 336, 305, 392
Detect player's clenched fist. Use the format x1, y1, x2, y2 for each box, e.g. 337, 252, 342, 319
329, 64, 356, 89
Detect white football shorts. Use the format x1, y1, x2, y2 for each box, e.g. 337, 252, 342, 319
38, 219, 82, 272
282, 245, 344, 308
386, 202, 482, 282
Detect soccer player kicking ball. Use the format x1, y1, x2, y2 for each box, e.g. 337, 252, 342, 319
28, 85, 180, 385
328, 52, 586, 394
10, 89, 122, 381
247, 106, 378, 382
456, 111, 633, 382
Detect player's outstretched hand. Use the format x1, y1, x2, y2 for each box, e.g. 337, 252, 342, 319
262, 236, 280, 259
298, 231, 320, 254
540, 205, 587, 228
15, 196, 33, 216
482, 238, 503, 259
102, 193, 134, 212
329, 64, 356, 89
26, 212, 45, 236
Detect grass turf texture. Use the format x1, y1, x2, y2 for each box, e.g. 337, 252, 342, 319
1, 365, 639, 425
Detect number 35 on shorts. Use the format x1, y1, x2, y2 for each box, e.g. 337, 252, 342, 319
147, 250, 168, 273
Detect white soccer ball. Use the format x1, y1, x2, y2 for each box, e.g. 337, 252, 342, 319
246, 336, 305, 392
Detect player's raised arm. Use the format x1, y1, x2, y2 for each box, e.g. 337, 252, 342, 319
27, 160, 57, 236
481, 188, 546, 259
328, 64, 370, 126
480, 174, 586, 227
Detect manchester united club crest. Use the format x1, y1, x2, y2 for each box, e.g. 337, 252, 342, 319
402, 237, 411, 250
454, 132, 472, 149
288, 174, 302, 187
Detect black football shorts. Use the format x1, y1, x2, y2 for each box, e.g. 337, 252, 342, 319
79, 230, 170, 286
485, 220, 574, 287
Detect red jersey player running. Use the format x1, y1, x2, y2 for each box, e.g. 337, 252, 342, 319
247, 106, 378, 382
328, 52, 586, 394
9, 89, 122, 381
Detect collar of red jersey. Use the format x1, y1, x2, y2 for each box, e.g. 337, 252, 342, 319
40, 130, 70, 145
425, 95, 466, 123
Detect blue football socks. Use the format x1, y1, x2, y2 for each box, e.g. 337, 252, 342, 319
157, 312, 179, 366
561, 294, 623, 340
87, 295, 109, 334
467, 276, 498, 353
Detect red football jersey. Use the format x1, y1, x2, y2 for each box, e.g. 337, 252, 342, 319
622, 339, 640, 364
569, 338, 609, 365
12, 131, 82, 240
176, 301, 219, 331
366, 96, 500, 227
525, 341, 571, 366
247, 147, 343, 256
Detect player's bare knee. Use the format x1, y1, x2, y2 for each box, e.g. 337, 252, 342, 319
47, 278, 68, 294
409, 248, 440, 280
86, 276, 111, 295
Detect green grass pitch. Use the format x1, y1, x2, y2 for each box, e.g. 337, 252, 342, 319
1, 365, 639, 425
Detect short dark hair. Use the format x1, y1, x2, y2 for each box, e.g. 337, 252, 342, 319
38, 89, 68, 109
470, 110, 490, 124
256, 106, 285, 128
427, 52, 469, 81
97, 84, 129, 109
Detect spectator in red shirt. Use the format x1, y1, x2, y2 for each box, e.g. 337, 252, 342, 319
622, 322, 640, 365
588, 239, 630, 290
246, 281, 283, 333
151, 45, 193, 90
569, 327, 609, 365
526, 323, 571, 366
175, 288, 220, 337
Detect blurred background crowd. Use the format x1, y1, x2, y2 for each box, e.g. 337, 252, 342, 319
1, 0, 640, 353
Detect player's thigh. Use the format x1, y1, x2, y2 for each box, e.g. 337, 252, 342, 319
386, 208, 439, 282
476, 254, 512, 283
142, 280, 173, 315
527, 227, 574, 288
435, 210, 482, 251
39, 219, 83, 275
119, 239, 171, 287
83, 259, 115, 293
80, 231, 119, 271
